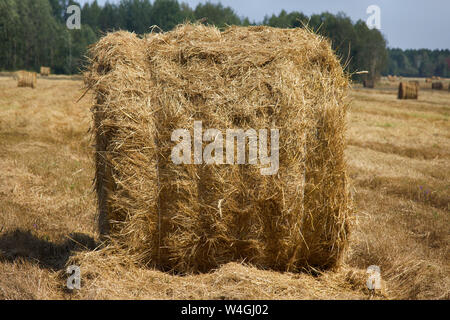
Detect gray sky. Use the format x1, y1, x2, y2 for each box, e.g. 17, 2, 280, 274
78, 0, 450, 50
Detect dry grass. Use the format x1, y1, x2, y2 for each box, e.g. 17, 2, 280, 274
0, 75, 448, 300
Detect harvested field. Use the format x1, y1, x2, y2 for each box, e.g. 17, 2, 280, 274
0, 74, 448, 299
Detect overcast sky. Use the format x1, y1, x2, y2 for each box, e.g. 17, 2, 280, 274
78, 0, 450, 50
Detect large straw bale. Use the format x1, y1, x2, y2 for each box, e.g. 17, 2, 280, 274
85, 24, 353, 273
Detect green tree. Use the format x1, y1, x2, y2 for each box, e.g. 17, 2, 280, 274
0, 0, 20, 70
98, 2, 123, 32
82, 0, 101, 31
151, 0, 184, 31
263, 10, 307, 28
353, 20, 388, 81
309, 12, 357, 73
118, 0, 153, 33
180, 2, 194, 22
194, 2, 241, 28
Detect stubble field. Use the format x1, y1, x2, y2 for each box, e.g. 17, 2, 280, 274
0, 76, 448, 299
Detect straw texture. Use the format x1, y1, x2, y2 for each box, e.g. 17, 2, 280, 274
84, 24, 353, 273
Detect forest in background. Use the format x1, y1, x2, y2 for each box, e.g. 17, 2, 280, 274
0, 0, 449, 78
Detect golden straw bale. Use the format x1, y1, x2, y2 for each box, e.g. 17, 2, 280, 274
84, 24, 353, 273
17, 71, 37, 88
40, 66, 51, 76
398, 81, 419, 99
432, 82, 443, 90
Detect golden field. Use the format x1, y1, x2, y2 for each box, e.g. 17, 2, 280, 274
0, 76, 448, 299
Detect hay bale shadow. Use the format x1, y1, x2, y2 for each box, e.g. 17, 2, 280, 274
0, 230, 97, 270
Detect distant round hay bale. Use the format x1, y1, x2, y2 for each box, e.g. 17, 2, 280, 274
40, 66, 51, 76
363, 79, 375, 88
17, 71, 37, 88
85, 24, 353, 273
432, 82, 443, 90
13, 70, 26, 80
398, 81, 418, 99
387, 75, 398, 82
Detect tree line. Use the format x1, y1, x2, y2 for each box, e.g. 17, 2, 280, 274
0, 0, 448, 78
387, 48, 450, 78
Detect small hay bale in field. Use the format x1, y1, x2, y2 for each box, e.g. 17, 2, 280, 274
85, 24, 353, 273
432, 82, 443, 90
17, 71, 37, 88
363, 79, 375, 88
387, 75, 398, 82
425, 78, 432, 83
13, 70, 26, 80
398, 81, 418, 99
40, 66, 51, 76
